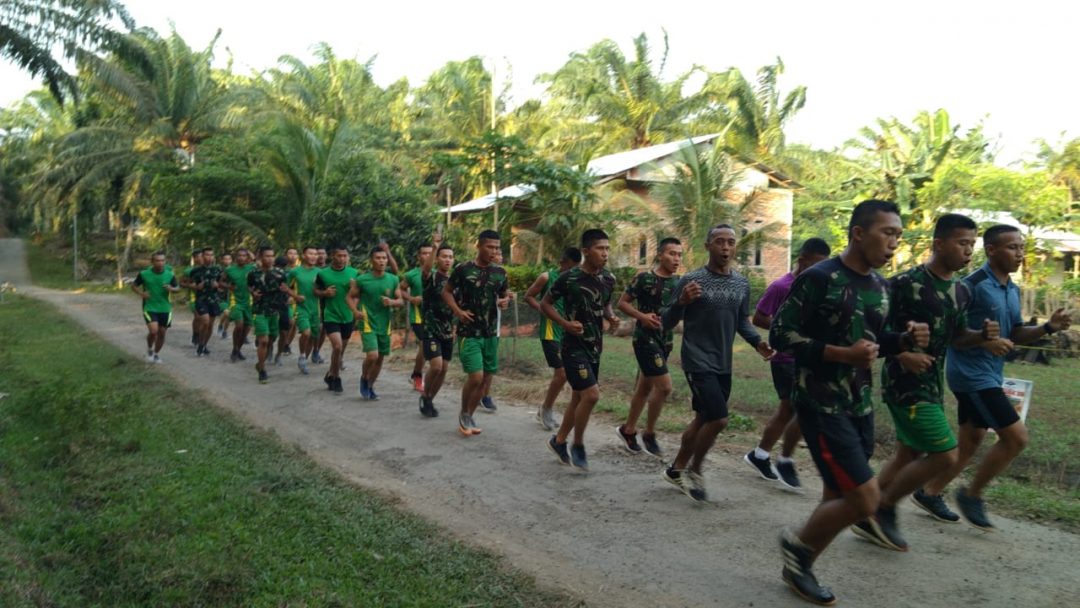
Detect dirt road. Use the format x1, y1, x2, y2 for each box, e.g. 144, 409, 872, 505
2, 238, 1075, 607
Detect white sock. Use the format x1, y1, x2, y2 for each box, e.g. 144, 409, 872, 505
754, 447, 770, 460
778, 456, 794, 465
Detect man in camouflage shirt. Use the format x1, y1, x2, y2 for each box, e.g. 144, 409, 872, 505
248, 245, 301, 384
443, 230, 509, 436
614, 237, 682, 459
541, 229, 619, 472
770, 200, 928, 606
418, 239, 455, 418
189, 246, 224, 357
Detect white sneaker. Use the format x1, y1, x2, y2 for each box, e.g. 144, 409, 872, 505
153, 354, 163, 364
298, 356, 309, 375
146, 353, 155, 362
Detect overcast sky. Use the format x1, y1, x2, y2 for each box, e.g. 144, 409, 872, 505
2, 0, 1075, 164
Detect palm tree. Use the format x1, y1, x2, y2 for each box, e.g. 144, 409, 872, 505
1036, 136, 1080, 202
1, 0, 135, 103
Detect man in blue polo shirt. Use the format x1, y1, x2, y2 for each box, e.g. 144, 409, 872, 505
921, 224, 1071, 530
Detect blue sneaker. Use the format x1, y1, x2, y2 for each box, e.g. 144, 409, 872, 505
359, 377, 371, 400
569, 444, 589, 471
368, 383, 378, 400
955, 487, 995, 531
479, 395, 497, 413
547, 436, 569, 465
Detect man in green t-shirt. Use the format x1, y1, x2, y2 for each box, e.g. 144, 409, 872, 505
314, 245, 360, 393
524, 247, 581, 431
288, 246, 322, 375
401, 242, 434, 392
131, 251, 180, 363
221, 247, 256, 362
357, 246, 404, 400
443, 230, 509, 437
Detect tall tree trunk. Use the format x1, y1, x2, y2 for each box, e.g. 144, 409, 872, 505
116, 219, 135, 288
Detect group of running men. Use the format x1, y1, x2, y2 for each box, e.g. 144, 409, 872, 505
131, 200, 1072, 606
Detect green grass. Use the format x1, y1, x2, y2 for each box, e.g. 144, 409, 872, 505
422, 328, 1080, 532
0, 294, 575, 607
25, 240, 123, 292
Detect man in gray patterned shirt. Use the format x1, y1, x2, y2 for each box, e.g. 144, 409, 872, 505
661, 224, 774, 502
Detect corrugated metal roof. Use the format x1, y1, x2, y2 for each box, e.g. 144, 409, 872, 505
584, 134, 722, 179
444, 184, 537, 214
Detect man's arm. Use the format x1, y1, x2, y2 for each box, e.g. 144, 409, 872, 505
442, 272, 473, 322
660, 276, 690, 330
1012, 308, 1072, 344
540, 292, 579, 335
523, 273, 550, 312
131, 274, 149, 300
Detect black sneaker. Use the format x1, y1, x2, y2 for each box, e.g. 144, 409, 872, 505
744, 450, 779, 480
548, 436, 570, 465
569, 444, 589, 471
332, 377, 344, 393
776, 459, 802, 490
662, 466, 682, 489
641, 433, 663, 459
258, 369, 269, 384
201, 347, 210, 357
479, 395, 497, 413
196, 345, 204, 357
850, 518, 903, 552
780, 529, 836, 606
230, 350, 239, 363
911, 488, 960, 523
681, 471, 707, 502
615, 425, 642, 454
955, 487, 995, 531
235, 350, 246, 361
874, 505, 908, 551
419, 396, 438, 418
324, 374, 333, 389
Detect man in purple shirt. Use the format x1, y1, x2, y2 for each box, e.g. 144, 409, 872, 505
744, 238, 831, 489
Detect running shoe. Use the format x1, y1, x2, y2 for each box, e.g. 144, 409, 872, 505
850, 518, 904, 552
146, 352, 156, 363
195, 345, 204, 357
324, 374, 333, 389
297, 356, 309, 375
411, 373, 424, 392
569, 444, 588, 471
359, 378, 371, 400
230, 351, 239, 363
282, 346, 292, 356
781, 529, 837, 606
201, 347, 210, 357
310, 351, 324, 364
615, 425, 642, 454
258, 369, 269, 384
775, 459, 802, 490
548, 435, 570, 465
662, 466, 683, 489
368, 384, 379, 400
459, 413, 473, 437
873, 505, 909, 551
955, 487, 995, 531
479, 395, 497, 413
536, 408, 557, 431
682, 471, 707, 502
419, 396, 438, 418
641, 433, 663, 459
235, 350, 246, 361
744, 450, 779, 480
152, 354, 163, 364
273, 353, 282, 367
331, 377, 343, 393
467, 414, 482, 435
219, 326, 228, 339
911, 488, 960, 523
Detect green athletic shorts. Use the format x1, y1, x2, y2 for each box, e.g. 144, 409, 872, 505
458, 336, 499, 375
361, 332, 391, 355
253, 312, 280, 339
295, 308, 321, 336
887, 402, 957, 453
230, 304, 253, 325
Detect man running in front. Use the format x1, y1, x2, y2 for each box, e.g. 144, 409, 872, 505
418, 239, 455, 418
443, 230, 509, 437
357, 246, 403, 400
661, 225, 773, 502
770, 200, 929, 605
314, 245, 360, 393
189, 247, 223, 357
615, 237, 682, 459
248, 246, 300, 384
920, 223, 1072, 529
131, 251, 180, 363
542, 229, 619, 471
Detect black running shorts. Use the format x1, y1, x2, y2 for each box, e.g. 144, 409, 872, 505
541, 340, 563, 369
322, 321, 354, 342
770, 361, 796, 401
422, 337, 454, 361
143, 311, 172, 328
633, 342, 670, 377
563, 348, 599, 391
798, 404, 875, 493
194, 300, 222, 317
685, 372, 732, 422
411, 323, 425, 341
955, 387, 1020, 430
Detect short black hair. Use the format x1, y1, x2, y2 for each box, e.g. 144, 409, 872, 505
417, 243, 434, 251
302, 245, 316, 253
257, 245, 274, 256
983, 224, 1021, 246
328, 244, 346, 253
370, 246, 388, 258
191, 248, 202, 257
658, 237, 682, 254
581, 228, 609, 249
477, 229, 501, 243
285, 247, 298, 253
152, 251, 166, 259
436, 243, 454, 255
706, 224, 736, 241
561, 247, 582, 264
274, 255, 288, 268
798, 237, 831, 258
236, 247, 250, 254
201, 246, 214, 254
848, 199, 901, 237
933, 213, 978, 239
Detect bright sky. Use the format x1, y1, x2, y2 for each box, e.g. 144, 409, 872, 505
2, 0, 1076, 164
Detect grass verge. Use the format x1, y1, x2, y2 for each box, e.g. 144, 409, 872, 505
0, 294, 574, 607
